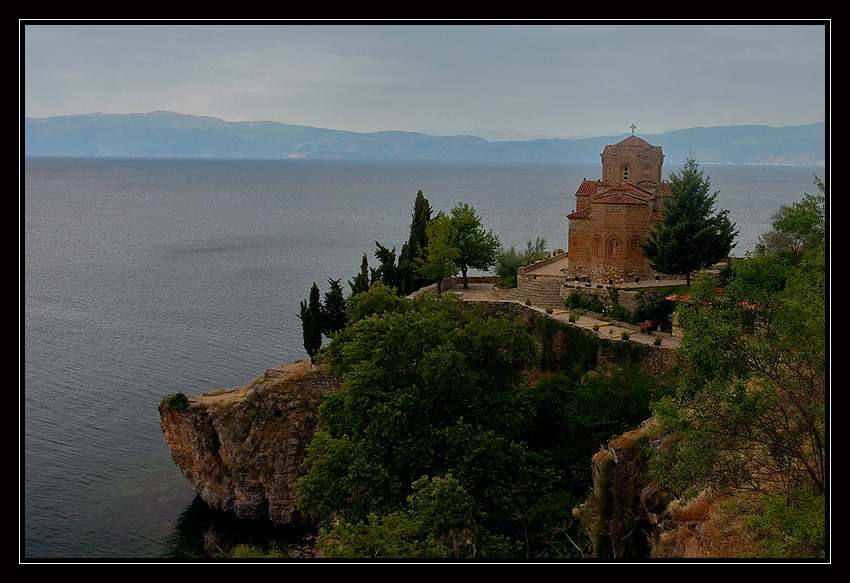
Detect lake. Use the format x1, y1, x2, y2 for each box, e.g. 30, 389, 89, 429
22, 157, 822, 559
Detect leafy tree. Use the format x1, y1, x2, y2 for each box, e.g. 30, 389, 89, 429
651, 241, 826, 501
449, 202, 501, 289
416, 212, 459, 294
344, 280, 406, 324
757, 175, 825, 260
317, 473, 509, 559
642, 157, 737, 285
298, 282, 323, 362
297, 292, 545, 555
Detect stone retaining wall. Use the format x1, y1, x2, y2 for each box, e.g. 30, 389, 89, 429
464, 300, 675, 375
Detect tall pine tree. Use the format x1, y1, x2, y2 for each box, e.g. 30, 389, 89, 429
642, 157, 737, 285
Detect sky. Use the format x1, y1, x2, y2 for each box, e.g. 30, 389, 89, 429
22, 21, 829, 141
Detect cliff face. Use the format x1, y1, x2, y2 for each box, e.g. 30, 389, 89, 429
574, 419, 764, 559
158, 360, 340, 525
572, 419, 670, 558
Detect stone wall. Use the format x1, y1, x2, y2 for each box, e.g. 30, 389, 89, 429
408, 275, 501, 298
517, 251, 569, 279
562, 282, 643, 313
465, 300, 675, 376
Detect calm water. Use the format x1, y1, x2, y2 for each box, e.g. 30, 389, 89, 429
22, 157, 821, 559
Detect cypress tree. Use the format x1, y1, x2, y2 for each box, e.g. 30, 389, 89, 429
398, 190, 433, 295
321, 278, 347, 338
348, 254, 371, 296
299, 282, 323, 362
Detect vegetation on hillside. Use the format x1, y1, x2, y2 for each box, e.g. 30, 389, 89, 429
290, 176, 826, 560
649, 175, 826, 558
294, 288, 674, 558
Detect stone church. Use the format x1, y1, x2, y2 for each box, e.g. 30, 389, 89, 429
566, 134, 670, 283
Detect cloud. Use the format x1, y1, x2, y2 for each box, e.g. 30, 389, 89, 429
23, 22, 828, 138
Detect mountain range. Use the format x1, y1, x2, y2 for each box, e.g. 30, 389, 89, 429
24, 111, 826, 166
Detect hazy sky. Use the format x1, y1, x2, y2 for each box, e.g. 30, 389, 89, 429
22, 22, 829, 140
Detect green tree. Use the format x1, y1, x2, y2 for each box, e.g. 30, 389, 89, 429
344, 280, 406, 324
348, 253, 371, 296
398, 190, 434, 295
416, 212, 460, 294
321, 278, 347, 338
757, 175, 825, 260
317, 473, 496, 559
298, 282, 323, 362
642, 157, 737, 285
651, 241, 826, 501
373, 241, 399, 291
449, 202, 501, 289
297, 292, 541, 554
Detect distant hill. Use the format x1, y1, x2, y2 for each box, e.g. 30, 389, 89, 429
23, 111, 826, 165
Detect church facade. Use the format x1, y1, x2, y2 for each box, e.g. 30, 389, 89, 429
566, 134, 670, 283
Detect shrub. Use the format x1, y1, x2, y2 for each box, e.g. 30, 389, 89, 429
167, 392, 188, 411
495, 237, 549, 288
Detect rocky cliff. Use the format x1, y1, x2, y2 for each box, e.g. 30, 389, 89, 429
158, 359, 341, 526
574, 419, 763, 559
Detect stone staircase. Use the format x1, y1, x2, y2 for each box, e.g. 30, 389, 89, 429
502, 275, 565, 309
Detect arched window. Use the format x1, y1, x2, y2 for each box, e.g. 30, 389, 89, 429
622, 165, 629, 183
593, 235, 603, 257
608, 238, 621, 258
628, 236, 641, 258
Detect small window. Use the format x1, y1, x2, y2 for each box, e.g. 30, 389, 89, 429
622, 165, 629, 182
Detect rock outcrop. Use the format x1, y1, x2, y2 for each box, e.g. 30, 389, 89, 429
159, 359, 341, 525
573, 418, 673, 559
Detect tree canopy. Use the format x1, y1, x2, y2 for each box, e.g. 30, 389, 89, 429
449, 202, 501, 289
397, 190, 434, 295
295, 286, 671, 558
757, 175, 825, 260
416, 212, 460, 294
642, 157, 737, 285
